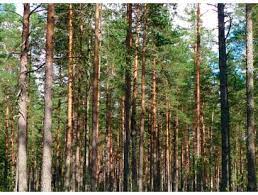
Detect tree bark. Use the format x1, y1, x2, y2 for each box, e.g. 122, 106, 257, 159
106, 82, 113, 191
123, 3, 132, 192
65, 4, 74, 191
139, 4, 147, 192
41, 3, 55, 192
165, 102, 171, 191
172, 115, 179, 191
131, 4, 140, 192
152, 58, 159, 191
218, 3, 231, 191
17, 3, 30, 191
4, 104, 10, 190
245, 4, 257, 191
91, 3, 101, 191
195, 3, 202, 191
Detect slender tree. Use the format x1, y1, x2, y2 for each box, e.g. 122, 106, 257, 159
91, 3, 102, 191
245, 4, 256, 192
4, 103, 9, 190
218, 3, 231, 191
172, 114, 179, 191
41, 3, 55, 192
131, 4, 140, 192
195, 3, 202, 191
152, 58, 159, 191
65, 3, 74, 191
123, 3, 132, 192
17, 3, 30, 192
139, 3, 147, 192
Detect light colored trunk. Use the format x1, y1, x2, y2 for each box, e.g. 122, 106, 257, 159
17, 3, 30, 191
41, 3, 55, 192
65, 4, 74, 191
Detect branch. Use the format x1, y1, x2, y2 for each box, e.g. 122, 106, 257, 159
225, 15, 233, 40
29, 4, 43, 16
26, 63, 45, 74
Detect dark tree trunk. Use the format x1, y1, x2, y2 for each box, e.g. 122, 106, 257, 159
4, 104, 10, 190
123, 3, 132, 192
218, 3, 231, 191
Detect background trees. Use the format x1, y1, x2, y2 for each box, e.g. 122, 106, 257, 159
0, 3, 257, 192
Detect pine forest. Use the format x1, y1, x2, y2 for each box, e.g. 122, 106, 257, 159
0, 2, 257, 192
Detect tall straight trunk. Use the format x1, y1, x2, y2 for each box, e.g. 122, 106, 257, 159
91, 3, 101, 191
148, 112, 153, 191
156, 122, 161, 191
172, 115, 179, 191
4, 104, 10, 190
185, 126, 190, 191
75, 73, 82, 191
54, 98, 61, 190
65, 4, 74, 191
165, 102, 171, 192
245, 4, 257, 191
17, 3, 30, 191
195, 3, 201, 160
218, 3, 231, 191
120, 96, 125, 191
10, 112, 16, 188
106, 82, 113, 191
195, 3, 202, 191
41, 3, 55, 192
131, 4, 140, 192
83, 90, 89, 191
152, 58, 158, 191
139, 4, 147, 192
123, 3, 132, 192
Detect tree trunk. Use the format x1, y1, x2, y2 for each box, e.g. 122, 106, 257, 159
54, 98, 61, 191
10, 111, 16, 189
83, 90, 89, 191
120, 96, 125, 191
195, 3, 202, 191
91, 3, 101, 191
4, 104, 10, 190
218, 3, 231, 191
41, 3, 55, 192
245, 4, 257, 191
172, 115, 179, 191
17, 3, 30, 191
152, 58, 159, 191
165, 102, 171, 191
106, 82, 113, 191
139, 4, 147, 192
131, 4, 140, 192
65, 4, 74, 191
123, 3, 132, 192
